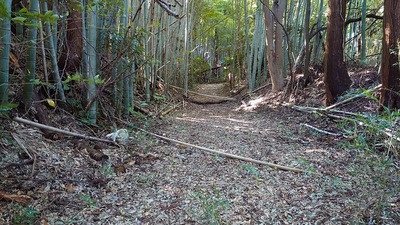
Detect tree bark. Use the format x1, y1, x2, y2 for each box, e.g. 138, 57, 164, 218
58, 6, 83, 76
379, 0, 400, 110
262, 0, 286, 92
302, 0, 311, 85
323, 0, 351, 105
85, 0, 98, 124
23, 0, 39, 109
0, 0, 11, 104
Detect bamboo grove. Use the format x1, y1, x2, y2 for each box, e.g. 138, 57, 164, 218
0, 0, 398, 124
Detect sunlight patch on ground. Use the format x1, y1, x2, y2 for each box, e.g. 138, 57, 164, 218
175, 117, 207, 123
208, 115, 254, 125
175, 115, 259, 133
235, 94, 281, 111
304, 148, 328, 153
238, 96, 266, 111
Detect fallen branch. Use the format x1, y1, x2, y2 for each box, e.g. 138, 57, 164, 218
302, 123, 342, 136
0, 192, 31, 204
325, 84, 381, 110
13, 117, 115, 144
287, 96, 400, 142
11, 133, 34, 159
134, 127, 308, 173
0, 159, 34, 171
11, 133, 38, 177
161, 102, 182, 117
113, 115, 307, 173
325, 113, 400, 142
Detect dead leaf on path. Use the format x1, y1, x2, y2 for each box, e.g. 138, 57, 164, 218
0, 191, 31, 204
113, 164, 127, 173
87, 148, 109, 161
65, 183, 79, 192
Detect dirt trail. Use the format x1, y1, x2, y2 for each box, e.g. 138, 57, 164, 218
0, 84, 399, 224
193, 83, 232, 97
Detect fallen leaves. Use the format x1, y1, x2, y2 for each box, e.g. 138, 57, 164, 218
0, 192, 31, 204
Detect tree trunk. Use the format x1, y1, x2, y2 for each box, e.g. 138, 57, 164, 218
23, 0, 39, 109
122, 0, 130, 115
59, 5, 83, 76
183, 0, 190, 97
311, 0, 325, 65
262, 0, 286, 92
244, 0, 249, 81
144, 0, 150, 102
360, 0, 367, 64
379, 0, 400, 110
86, 0, 98, 124
323, 0, 351, 105
41, 1, 66, 102
302, 0, 311, 85
0, 0, 11, 104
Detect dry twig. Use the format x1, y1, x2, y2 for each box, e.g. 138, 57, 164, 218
302, 123, 342, 136
13, 117, 115, 144
136, 127, 308, 173
113, 116, 308, 173
324, 84, 381, 110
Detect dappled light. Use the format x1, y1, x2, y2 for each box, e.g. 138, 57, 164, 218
237, 96, 268, 111
0, 0, 399, 224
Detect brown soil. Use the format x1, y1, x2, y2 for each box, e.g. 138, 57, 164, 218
0, 70, 399, 224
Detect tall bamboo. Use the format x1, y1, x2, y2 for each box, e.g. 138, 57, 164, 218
86, 0, 98, 124
144, 0, 150, 102
360, 0, 367, 64
244, 0, 249, 81
122, 0, 130, 115
41, 1, 66, 102
23, 0, 40, 108
52, 0, 59, 52
0, 0, 11, 104
183, 0, 190, 97
302, 0, 311, 83
311, 0, 324, 65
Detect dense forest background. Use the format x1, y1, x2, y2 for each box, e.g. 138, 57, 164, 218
0, 0, 399, 224
0, 0, 398, 121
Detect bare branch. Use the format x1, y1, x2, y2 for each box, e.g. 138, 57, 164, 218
155, 0, 180, 19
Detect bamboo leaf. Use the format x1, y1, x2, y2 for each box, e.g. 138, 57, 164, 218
0, 103, 18, 111
46, 99, 56, 108
44, 10, 53, 17
19, 7, 28, 13
0, 2, 9, 18
11, 16, 27, 23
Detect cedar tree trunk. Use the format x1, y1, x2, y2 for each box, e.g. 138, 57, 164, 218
380, 0, 400, 110
323, 0, 352, 105
59, 7, 83, 75
263, 0, 286, 92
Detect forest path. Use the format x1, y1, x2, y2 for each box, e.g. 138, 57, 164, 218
192, 82, 232, 97
1, 87, 398, 224
141, 101, 356, 224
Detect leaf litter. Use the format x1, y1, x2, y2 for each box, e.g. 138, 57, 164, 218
0, 75, 399, 224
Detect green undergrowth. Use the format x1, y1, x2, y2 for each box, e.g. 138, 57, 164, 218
333, 93, 400, 223
11, 206, 41, 225
193, 187, 229, 225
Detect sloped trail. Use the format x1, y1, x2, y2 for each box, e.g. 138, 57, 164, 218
1, 86, 399, 224
145, 102, 348, 224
